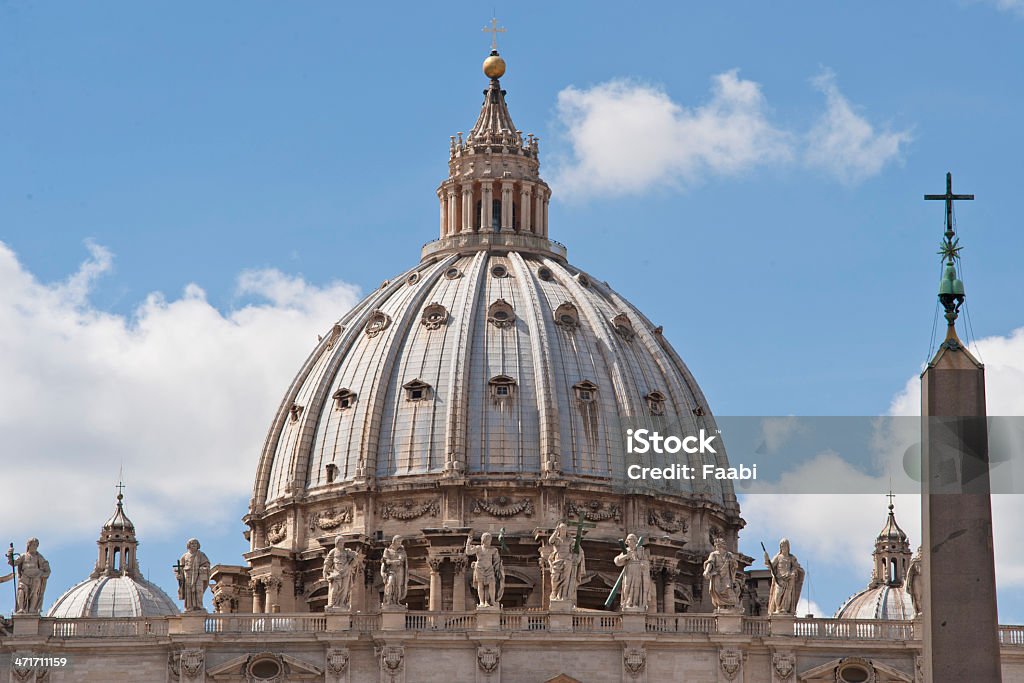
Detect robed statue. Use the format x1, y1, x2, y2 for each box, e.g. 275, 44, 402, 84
613, 534, 655, 610
323, 536, 359, 611
547, 522, 585, 604
175, 538, 211, 612
763, 538, 805, 615
380, 535, 408, 607
703, 537, 741, 612
10, 538, 50, 614
905, 545, 924, 617
465, 531, 505, 608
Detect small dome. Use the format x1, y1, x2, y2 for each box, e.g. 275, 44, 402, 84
102, 495, 135, 532
48, 575, 178, 618
876, 503, 908, 543
834, 584, 914, 621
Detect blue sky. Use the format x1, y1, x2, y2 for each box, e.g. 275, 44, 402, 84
2, 2, 1023, 621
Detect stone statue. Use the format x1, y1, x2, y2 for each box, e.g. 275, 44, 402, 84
380, 535, 408, 607
613, 534, 655, 610
547, 522, 585, 604
10, 538, 50, 614
905, 545, 924, 617
175, 538, 211, 612
703, 537, 741, 612
763, 538, 805, 615
323, 536, 359, 611
465, 532, 504, 608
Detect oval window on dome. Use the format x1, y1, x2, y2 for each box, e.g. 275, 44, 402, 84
611, 313, 635, 341
487, 300, 515, 328
421, 302, 448, 330
537, 266, 553, 281
553, 302, 580, 329
575, 273, 591, 288
490, 263, 508, 278
444, 267, 461, 280
406, 272, 420, 286
365, 310, 392, 338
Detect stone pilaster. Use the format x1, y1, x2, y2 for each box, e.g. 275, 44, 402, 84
500, 182, 513, 231
519, 185, 532, 234
479, 181, 494, 230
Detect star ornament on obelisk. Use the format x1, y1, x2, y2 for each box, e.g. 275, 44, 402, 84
919, 172, 1001, 683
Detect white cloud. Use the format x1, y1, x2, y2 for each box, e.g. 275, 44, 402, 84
805, 70, 912, 184
0, 241, 360, 543
758, 416, 805, 453
981, 0, 1024, 16
552, 69, 910, 198
552, 71, 792, 198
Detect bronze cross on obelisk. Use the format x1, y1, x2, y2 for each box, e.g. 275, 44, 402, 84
483, 17, 506, 51
925, 172, 973, 239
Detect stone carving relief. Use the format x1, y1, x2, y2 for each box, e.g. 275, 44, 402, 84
568, 499, 621, 523
380, 498, 440, 521
719, 649, 742, 681
772, 652, 795, 681
477, 646, 500, 674
648, 508, 688, 533
179, 649, 205, 680
266, 522, 287, 544
376, 644, 405, 682
326, 647, 350, 676
471, 496, 534, 518
421, 302, 448, 330
309, 507, 354, 531
623, 647, 647, 677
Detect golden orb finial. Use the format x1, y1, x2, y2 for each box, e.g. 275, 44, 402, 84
483, 50, 506, 79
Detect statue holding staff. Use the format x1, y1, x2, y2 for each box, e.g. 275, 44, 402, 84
175, 538, 211, 612
10, 538, 50, 614
612, 534, 654, 610
762, 538, 804, 615
704, 537, 741, 612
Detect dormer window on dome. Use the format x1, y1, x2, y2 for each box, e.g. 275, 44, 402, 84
573, 380, 598, 404
489, 375, 517, 401
289, 403, 304, 422
332, 388, 356, 411
487, 300, 515, 328
403, 379, 432, 402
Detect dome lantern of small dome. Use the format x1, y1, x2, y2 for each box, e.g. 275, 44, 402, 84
47, 485, 178, 618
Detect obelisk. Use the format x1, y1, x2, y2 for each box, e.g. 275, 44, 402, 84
920, 173, 1000, 682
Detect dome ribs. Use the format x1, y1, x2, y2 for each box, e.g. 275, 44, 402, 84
508, 252, 561, 476
442, 251, 487, 477
359, 254, 460, 483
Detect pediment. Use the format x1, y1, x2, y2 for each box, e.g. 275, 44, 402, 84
545, 675, 583, 683
206, 651, 322, 681
799, 656, 912, 682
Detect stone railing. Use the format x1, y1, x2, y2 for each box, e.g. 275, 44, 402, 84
204, 614, 326, 634
50, 617, 168, 638
27, 613, 1024, 645
646, 615, 716, 634
1001, 625, 1024, 646
792, 617, 914, 641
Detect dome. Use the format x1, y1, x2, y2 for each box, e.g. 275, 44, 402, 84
253, 251, 733, 505
48, 486, 178, 618
240, 47, 742, 614
48, 575, 179, 619
834, 584, 914, 621
833, 498, 915, 621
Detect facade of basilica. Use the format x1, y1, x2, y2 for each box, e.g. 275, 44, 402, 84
2, 46, 1022, 683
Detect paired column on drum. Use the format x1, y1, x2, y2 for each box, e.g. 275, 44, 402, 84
436, 180, 550, 237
